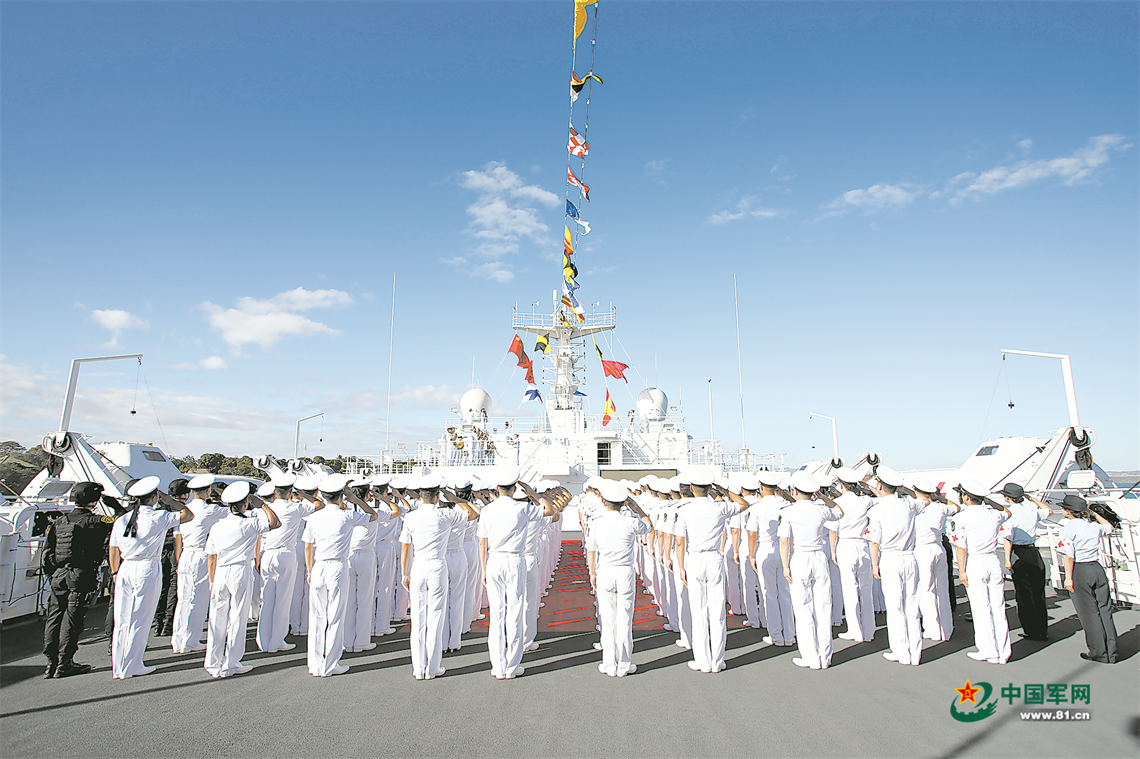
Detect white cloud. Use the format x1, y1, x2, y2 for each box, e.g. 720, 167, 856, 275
90, 309, 149, 347
948, 134, 1130, 203
201, 287, 353, 354
644, 160, 666, 175
200, 356, 228, 370
457, 162, 558, 282
824, 183, 918, 214
1017, 138, 1033, 151
707, 196, 784, 225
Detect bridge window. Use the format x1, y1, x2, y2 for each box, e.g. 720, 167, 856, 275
142, 450, 167, 462
976, 446, 999, 457
597, 442, 611, 466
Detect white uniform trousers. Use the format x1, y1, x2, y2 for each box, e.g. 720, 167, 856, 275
596, 564, 637, 676
739, 553, 760, 627
965, 552, 1011, 663
723, 545, 743, 614
291, 543, 310, 635
410, 557, 449, 678
112, 558, 162, 678
344, 549, 377, 651
523, 554, 542, 648
687, 550, 728, 672
443, 550, 467, 650
462, 540, 481, 631
756, 543, 794, 645
307, 559, 350, 677
879, 551, 923, 665
672, 556, 692, 646
373, 541, 399, 634
788, 551, 833, 669
205, 562, 255, 677
662, 556, 677, 628
171, 549, 210, 652
872, 577, 886, 612
486, 552, 526, 677
829, 560, 844, 626
916, 543, 954, 640
256, 547, 298, 652
835, 539, 875, 641
394, 562, 411, 620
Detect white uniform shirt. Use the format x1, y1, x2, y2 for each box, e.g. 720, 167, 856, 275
349, 510, 381, 553
259, 498, 316, 552
373, 504, 403, 543
1056, 518, 1110, 563
302, 508, 372, 561
777, 500, 842, 553
586, 511, 651, 568
677, 497, 739, 553
827, 492, 874, 540
949, 505, 1010, 555
206, 511, 272, 566
111, 506, 182, 560
1004, 501, 1052, 546
865, 495, 923, 552
746, 495, 786, 546
174, 498, 228, 551
524, 514, 552, 556
913, 500, 957, 547
477, 496, 542, 553
400, 505, 469, 561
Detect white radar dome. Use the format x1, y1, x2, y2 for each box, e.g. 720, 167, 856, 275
460, 388, 492, 423
636, 388, 668, 422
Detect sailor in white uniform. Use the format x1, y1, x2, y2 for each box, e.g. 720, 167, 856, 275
747, 471, 796, 647
369, 476, 405, 636
290, 474, 323, 636
908, 475, 958, 642
676, 467, 750, 673
866, 467, 924, 666
950, 478, 1012, 664
400, 473, 479, 679
1056, 494, 1118, 663
779, 471, 843, 670
204, 482, 280, 678
391, 476, 414, 622
587, 479, 652, 677
441, 478, 471, 653
828, 468, 875, 643
170, 474, 228, 654
255, 474, 320, 653
522, 483, 559, 653
342, 478, 382, 653
669, 478, 694, 650
478, 469, 555, 679
303, 474, 378, 677
109, 476, 194, 678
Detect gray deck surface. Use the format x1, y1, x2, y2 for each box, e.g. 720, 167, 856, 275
2, 543, 1136, 759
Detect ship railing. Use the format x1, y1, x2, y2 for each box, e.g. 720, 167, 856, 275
341, 449, 420, 475
689, 442, 787, 473
511, 307, 617, 331
441, 417, 548, 435
417, 440, 501, 468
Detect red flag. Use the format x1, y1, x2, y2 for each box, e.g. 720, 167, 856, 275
508, 334, 530, 369
602, 359, 629, 383
603, 388, 615, 426
568, 125, 589, 157
523, 358, 535, 385
567, 165, 591, 202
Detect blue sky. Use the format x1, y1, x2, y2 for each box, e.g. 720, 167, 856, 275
2, 1, 1137, 471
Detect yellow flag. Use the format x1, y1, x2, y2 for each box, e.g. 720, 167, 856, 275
564, 226, 574, 256
574, 0, 598, 46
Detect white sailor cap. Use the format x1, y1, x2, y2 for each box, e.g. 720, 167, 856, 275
647, 477, 667, 494
348, 477, 371, 489
256, 482, 276, 498
757, 471, 783, 488
875, 466, 904, 488
511, 485, 530, 500
127, 475, 161, 498
318, 473, 350, 494
638, 475, 655, 484
689, 467, 715, 487
714, 475, 731, 490
956, 478, 989, 500
448, 476, 472, 489
676, 471, 692, 486
669, 477, 681, 492
496, 466, 521, 488
188, 474, 215, 490
222, 481, 252, 504
791, 471, 820, 494
294, 474, 321, 492
598, 479, 629, 504
906, 475, 938, 495
834, 467, 861, 485
390, 476, 409, 490
369, 474, 392, 488
270, 473, 297, 488
417, 472, 443, 490
737, 473, 759, 492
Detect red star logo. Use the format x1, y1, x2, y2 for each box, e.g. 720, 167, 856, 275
956, 680, 981, 705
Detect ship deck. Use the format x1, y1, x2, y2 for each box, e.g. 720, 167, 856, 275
2, 536, 1137, 759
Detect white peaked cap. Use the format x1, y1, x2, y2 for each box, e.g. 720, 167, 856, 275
369, 474, 392, 487
907, 475, 938, 495
270, 473, 297, 488
127, 476, 161, 498
598, 479, 629, 504
834, 467, 861, 485
639, 475, 655, 484
876, 466, 904, 488
418, 472, 442, 489
496, 466, 521, 487
256, 482, 276, 498
318, 473, 350, 494
649, 478, 668, 494
222, 480, 252, 504
757, 471, 783, 488
511, 485, 530, 500
737, 473, 759, 492
689, 466, 715, 487
448, 476, 472, 489
188, 474, 215, 490
817, 472, 837, 487
669, 477, 681, 491
389, 476, 408, 489
957, 477, 989, 500
295, 474, 321, 492
791, 471, 820, 494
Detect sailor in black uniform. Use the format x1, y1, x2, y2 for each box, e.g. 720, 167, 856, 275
42, 482, 123, 678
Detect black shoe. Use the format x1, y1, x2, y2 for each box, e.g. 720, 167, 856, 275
55, 662, 93, 678
1019, 633, 1048, 642
44, 661, 58, 679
